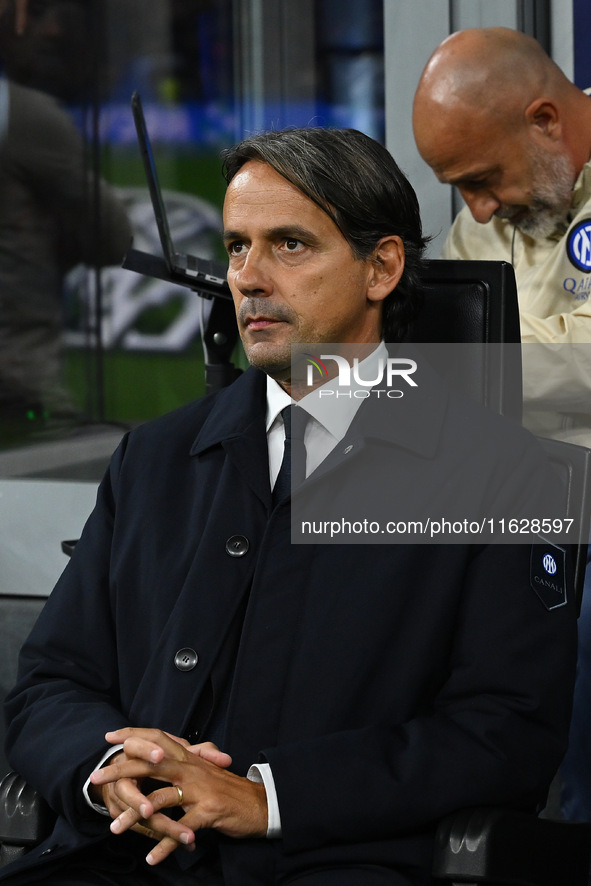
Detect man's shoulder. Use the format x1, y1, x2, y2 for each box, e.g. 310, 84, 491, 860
123, 366, 263, 454
7, 80, 74, 137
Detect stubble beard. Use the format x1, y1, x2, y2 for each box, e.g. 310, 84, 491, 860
495, 149, 575, 239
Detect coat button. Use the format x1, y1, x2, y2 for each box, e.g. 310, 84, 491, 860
226, 535, 249, 557
174, 648, 198, 671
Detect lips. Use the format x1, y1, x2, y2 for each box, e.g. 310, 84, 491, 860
237, 299, 292, 331
244, 316, 282, 331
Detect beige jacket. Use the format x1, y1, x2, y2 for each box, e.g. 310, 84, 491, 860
441, 159, 591, 446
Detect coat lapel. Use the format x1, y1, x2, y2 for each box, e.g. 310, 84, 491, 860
191, 367, 272, 509
128, 369, 272, 732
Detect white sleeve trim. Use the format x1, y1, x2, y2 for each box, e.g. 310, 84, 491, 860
82, 744, 124, 816
247, 762, 282, 838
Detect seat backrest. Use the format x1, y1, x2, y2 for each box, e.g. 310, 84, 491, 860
0, 595, 46, 778
411, 260, 589, 613
537, 437, 591, 614
411, 259, 523, 421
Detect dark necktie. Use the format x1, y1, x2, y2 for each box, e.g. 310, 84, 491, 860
272, 405, 309, 505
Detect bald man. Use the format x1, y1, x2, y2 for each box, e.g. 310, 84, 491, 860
414, 27, 591, 448
414, 27, 591, 826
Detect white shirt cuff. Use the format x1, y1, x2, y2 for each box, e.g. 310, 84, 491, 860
84, 748, 282, 837
82, 744, 124, 815
247, 762, 282, 838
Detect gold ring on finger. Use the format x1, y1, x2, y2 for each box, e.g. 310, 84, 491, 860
175, 784, 184, 806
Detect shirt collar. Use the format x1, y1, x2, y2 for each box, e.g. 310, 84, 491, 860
265, 342, 388, 440
266, 376, 292, 432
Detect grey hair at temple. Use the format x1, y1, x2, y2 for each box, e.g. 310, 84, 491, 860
222, 127, 428, 342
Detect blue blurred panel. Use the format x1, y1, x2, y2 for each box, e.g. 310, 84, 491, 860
98, 101, 382, 147
574, 0, 591, 89
98, 101, 237, 148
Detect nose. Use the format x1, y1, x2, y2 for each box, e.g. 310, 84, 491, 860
460, 190, 501, 225
231, 248, 273, 297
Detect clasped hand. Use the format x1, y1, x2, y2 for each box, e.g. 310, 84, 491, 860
89, 727, 268, 866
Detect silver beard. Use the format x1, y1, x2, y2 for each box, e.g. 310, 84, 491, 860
495, 149, 575, 239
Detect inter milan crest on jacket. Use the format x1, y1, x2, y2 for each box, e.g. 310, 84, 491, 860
530, 542, 567, 610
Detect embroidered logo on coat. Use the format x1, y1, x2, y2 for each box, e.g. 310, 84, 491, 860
530, 542, 567, 610
567, 218, 591, 272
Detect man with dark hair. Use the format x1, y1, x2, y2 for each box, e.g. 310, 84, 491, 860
1, 127, 576, 885
222, 128, 427, 343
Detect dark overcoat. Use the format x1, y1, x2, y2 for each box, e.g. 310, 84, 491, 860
3, 361, 577, 885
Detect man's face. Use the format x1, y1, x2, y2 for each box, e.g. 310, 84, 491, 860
223, 160, 383, 380
415, 113, 575, 238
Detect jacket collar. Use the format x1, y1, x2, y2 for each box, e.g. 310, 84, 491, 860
190, 346, 449, 468
190, 368, 271, 506
190, 367, 267, 456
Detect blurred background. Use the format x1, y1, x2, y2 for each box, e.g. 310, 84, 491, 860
0, 0, 583, 594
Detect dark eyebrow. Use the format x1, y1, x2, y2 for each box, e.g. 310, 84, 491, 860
222, 229, 243, 243
270, 225, 321, 244
223, 225, 321, 246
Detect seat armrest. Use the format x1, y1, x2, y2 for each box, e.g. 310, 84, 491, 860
0, 772, 55, 869
432, 807, 591, 885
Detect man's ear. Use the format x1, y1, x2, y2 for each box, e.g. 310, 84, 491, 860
525, 97, 561, 141
367, 235, 405, 303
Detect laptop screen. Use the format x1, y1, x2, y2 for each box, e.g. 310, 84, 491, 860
131, 91, 178, 271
